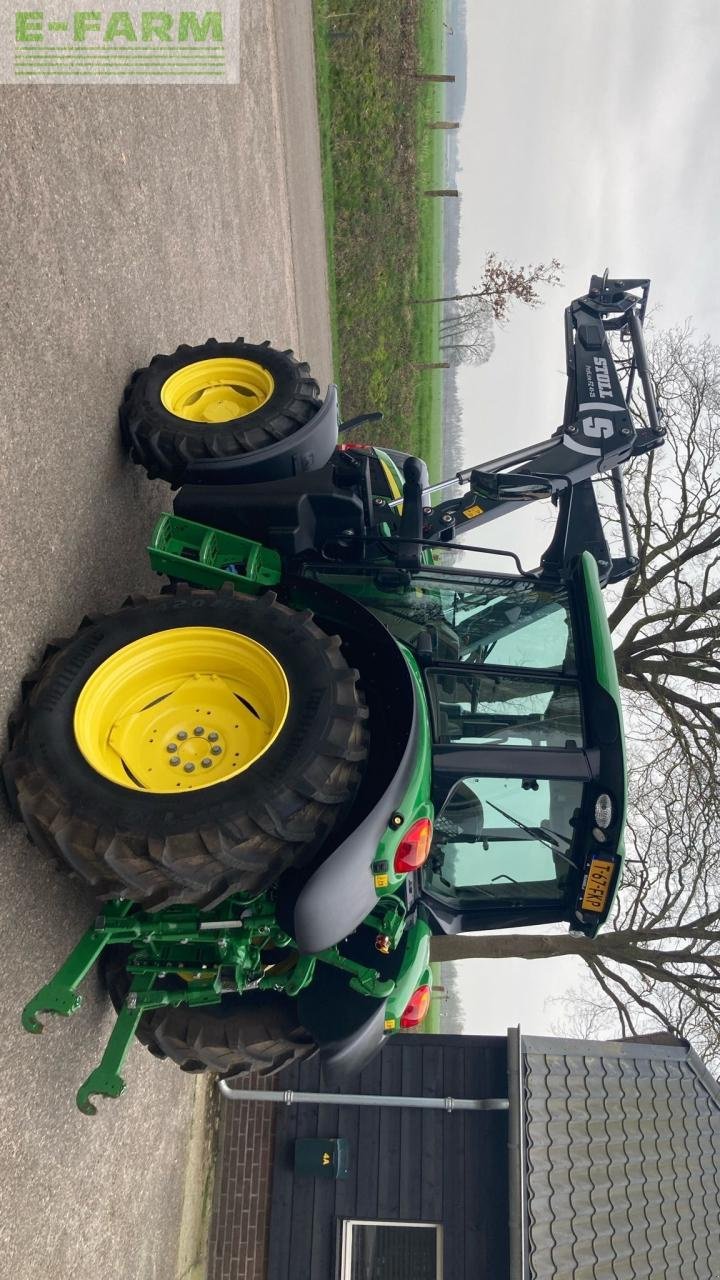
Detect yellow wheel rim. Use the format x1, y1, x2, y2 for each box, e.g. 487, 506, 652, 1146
160, 357, 275, 424
73, 627, 290, 793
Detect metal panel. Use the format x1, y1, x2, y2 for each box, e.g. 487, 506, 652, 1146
519, 1034, 720, 1280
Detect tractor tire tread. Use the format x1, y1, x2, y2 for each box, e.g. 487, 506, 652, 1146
102, 952, 316, 1077
119, 340, 321, 485
3, 587, 368, 909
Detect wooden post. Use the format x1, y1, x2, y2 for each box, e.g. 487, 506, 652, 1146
416, 362, 450, 370
424, 189, 458, 198
427, 121, 460, 130
415, 73, 456, 83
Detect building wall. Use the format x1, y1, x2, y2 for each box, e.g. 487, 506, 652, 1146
208, 1073, 277, 1280
209, 1035, 509, 1280
267, 1034, 509, 1280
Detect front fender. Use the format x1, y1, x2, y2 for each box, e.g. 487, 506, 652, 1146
181, 385, 339, 485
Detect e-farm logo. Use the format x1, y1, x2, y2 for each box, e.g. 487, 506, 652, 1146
6, 3, 239, 82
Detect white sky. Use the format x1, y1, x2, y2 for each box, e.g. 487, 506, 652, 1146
446, 0, 720, 1036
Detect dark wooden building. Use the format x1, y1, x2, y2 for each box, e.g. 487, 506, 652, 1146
209, 1033, 510, 1280
208, 1030, 720, 1280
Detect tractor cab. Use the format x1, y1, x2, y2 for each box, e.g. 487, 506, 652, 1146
305, 543, 625, 939
422, 554, 624, 939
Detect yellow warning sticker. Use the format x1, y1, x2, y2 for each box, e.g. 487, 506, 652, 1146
463, 504, 484, 518
384, 1018, 397, 1031
374, 873, 389, 889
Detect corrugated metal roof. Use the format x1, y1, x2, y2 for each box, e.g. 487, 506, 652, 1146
518, 1035, 720, 1280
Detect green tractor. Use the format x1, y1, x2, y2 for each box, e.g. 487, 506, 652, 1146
4, 275, 665, 1113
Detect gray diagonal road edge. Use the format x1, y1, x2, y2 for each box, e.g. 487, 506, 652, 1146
0, 3, 331, 1277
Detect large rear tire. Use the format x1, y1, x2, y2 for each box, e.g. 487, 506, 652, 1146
4, 586, 368, 909
120, 339, 322, 485
102, 949, 317, 1077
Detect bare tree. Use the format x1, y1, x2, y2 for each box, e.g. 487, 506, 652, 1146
438, 294, 494, 343
430, 762, 720, 1069
415, 251, 563, 324
439, 303, 496, 368
547, 987, 616, 1041
604, 324, 720, 778
440, 338, 495, 369
415, 301, 495, 372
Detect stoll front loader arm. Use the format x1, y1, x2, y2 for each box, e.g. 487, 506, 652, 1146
395, 275, 665, 579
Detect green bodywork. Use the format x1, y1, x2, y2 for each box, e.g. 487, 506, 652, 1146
23, 507, 627, 1113
24, 892, 433, 1114
581, 552, 623, 708
580, 550, 627, 911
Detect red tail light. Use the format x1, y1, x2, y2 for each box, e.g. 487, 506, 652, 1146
400, 984, 432, 1028
393, 818, 433, 873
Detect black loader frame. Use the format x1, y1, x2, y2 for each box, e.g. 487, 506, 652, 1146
390, 274, 664, 578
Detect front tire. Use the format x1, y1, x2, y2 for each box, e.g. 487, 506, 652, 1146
4, 586, 368, 909
120, 339, 322, 485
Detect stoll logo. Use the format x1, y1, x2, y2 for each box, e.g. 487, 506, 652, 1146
5, 3, 239, 82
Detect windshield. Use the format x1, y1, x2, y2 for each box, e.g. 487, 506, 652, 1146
303, 566, 575, 670
423, 775, 585, 906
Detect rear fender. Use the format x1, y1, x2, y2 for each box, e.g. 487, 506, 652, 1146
283, 577, 432, 954
292, 695, 421, 952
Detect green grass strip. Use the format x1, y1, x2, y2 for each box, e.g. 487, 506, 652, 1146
311, 0, 446, 475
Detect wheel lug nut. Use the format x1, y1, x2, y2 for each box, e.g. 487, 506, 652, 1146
194, 726, 205, 736
169, 757, 181, 767
167, 743, 178, 753
177, 730, 188, 741
207, 731, 219, 743
201, 758, 212, 769
210, 745, 222, 756
184, 762, 195, 773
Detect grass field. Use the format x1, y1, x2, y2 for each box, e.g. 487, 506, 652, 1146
313, 0, 446, 478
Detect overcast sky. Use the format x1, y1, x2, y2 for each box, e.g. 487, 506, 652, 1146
445, 0, 720, 1037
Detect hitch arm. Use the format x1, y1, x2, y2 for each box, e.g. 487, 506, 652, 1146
76, 995, 146, 1116
76, 973, 156, 1116
21, 901, 134, 1033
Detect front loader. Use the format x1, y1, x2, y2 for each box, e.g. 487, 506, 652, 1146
3, 274, 665, 1113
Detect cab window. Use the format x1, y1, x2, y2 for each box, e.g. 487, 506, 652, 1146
424, 775, 584, 906
428, 670, 583, 748
302, 566, 575, 671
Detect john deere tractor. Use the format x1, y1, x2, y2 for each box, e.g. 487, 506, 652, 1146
4, 275, 665, 1113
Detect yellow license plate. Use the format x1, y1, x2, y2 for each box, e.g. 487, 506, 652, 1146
581, 858, 615, 914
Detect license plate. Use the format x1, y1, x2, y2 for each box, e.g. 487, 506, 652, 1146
581, 858, 615, 914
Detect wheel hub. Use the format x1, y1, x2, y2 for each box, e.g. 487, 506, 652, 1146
160, 357, 275, 424
74, 627, 290, 793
